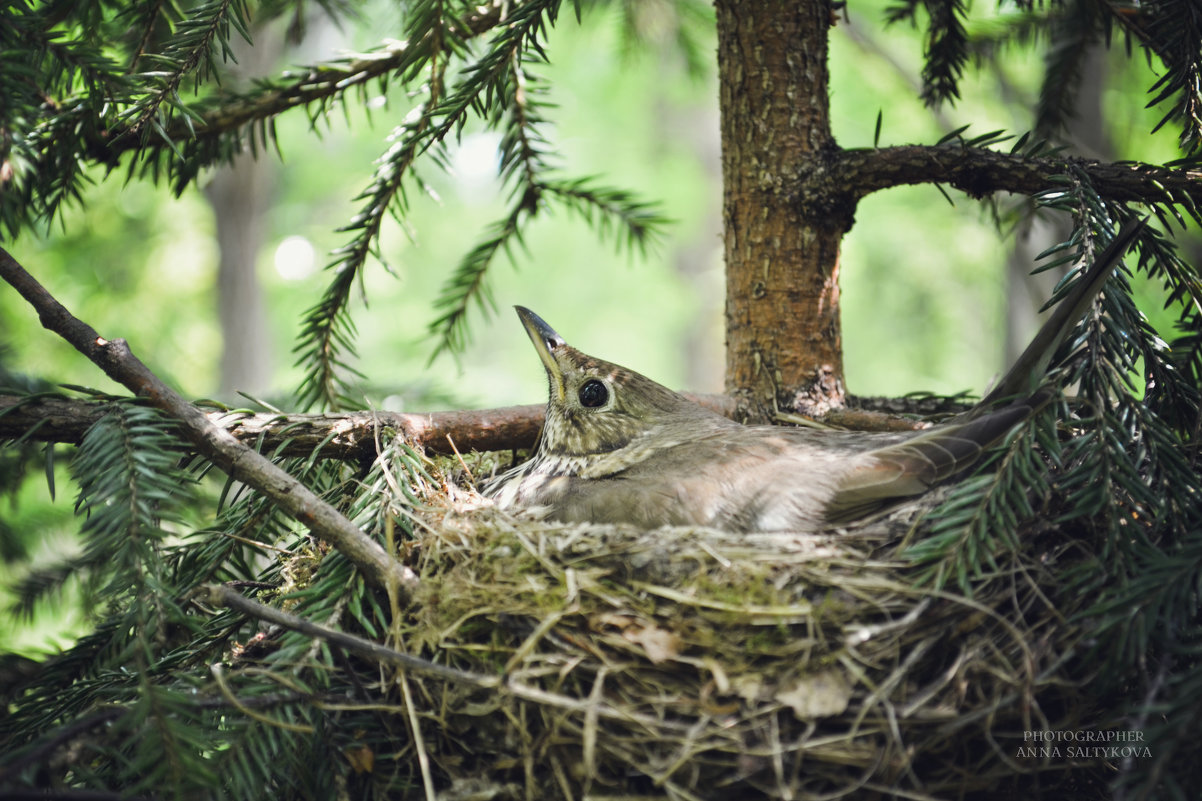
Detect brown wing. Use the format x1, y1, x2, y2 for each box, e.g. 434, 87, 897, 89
504, 396, 1044, 531
825, 396, 1043, 522
541, 429, 852, 531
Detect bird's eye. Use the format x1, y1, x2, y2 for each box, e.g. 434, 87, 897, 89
578, 379, 609, 408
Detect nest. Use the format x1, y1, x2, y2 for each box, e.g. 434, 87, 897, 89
388, 463, 1109, 801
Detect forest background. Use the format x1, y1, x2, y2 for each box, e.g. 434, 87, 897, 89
0, 0, 1190, 668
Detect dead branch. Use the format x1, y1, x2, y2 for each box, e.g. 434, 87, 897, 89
0, 394, 741, 458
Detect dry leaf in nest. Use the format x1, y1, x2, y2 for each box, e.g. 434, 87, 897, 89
593, 612, 684, 663
343, 745, 374, 774
773, 670, 852, 719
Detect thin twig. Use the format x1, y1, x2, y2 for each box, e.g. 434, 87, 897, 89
203, 583, 499, 687
202, 583, 699, 733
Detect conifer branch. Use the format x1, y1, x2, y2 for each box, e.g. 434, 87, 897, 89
204, 584, 501, 688
118, 0, 250, 144
0, 247, 416, 596
921, 0, 969, 105
294, 1, 567, 406
828, 144, 1202, 210
429, 198, 534, 358
66, 2, 511, 164
294, 59, 444, 410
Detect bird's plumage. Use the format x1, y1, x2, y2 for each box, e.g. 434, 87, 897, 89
489, 219, 1147, 532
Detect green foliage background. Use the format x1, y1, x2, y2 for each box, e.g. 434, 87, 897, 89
2, 1, 1184, 409
1, 0, 1200, 798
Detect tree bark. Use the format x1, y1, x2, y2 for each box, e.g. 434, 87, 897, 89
712, 2, 1202, 419
716, 0, 848, 418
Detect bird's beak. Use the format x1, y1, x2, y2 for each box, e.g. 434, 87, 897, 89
515, 306, 567, 402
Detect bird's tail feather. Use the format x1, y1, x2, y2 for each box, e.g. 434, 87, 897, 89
827, 217, 1147, 523
979, 216, 1147, 408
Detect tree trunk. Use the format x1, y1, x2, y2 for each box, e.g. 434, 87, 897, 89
205, 152, 274, 397
204, 21, 284, 398
1006, 48, 1114, 366
716, 0, 847, 418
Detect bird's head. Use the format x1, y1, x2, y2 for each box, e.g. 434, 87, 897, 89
514, 306, 703, 466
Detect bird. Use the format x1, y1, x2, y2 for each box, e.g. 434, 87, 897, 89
488, 219, 1147, 533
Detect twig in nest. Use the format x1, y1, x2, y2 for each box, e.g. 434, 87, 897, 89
202, 583, 697, 733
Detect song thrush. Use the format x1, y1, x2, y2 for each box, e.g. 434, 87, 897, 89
489, 219, 1147, 532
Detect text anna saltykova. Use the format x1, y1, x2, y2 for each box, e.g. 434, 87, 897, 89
1015, 729, 1150, 759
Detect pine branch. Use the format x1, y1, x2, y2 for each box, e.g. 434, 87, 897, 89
904, 410, 1058, 594
0, 8, 128, 235
203, 582, 706, 730
0, 247, 416, 596
543, 178, 671, 256
1035, 0, 1098, 138
293, 0, 533, 409
53, 2, 512, 163
126, 0, 173, 74
204, 583, 500, 687
0, 392, 739, 458
415, 0, 563, 157
1, 2, 513, 238
920, 0, 969, 105
883, 0, 969, 105
427, 62, 669, 358
117, 0, 251, 145
293, 257, 367, 411
294, 94, 445, 410
887, 0, 1201, 147
1142, 0, 1202, 152
6, 403, 197, 617
1007, 181, 1202, 801
424, 173, 669, 356
425, 23, 563, 359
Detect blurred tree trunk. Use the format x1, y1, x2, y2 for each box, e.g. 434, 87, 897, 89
1005, 48, 1114, 366
716, 0, 848, 418
203, 24, 284, 398
657, 91, 724, 395
205, 153, 274, 397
